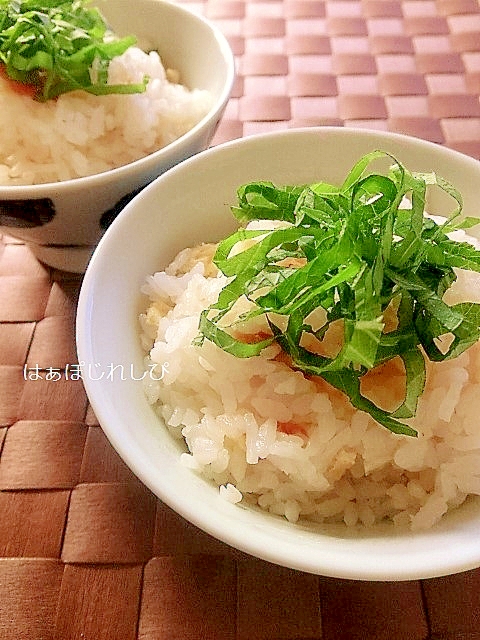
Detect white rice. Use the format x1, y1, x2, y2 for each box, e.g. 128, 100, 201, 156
140, 234, 480, 531
0, 46, 212, 184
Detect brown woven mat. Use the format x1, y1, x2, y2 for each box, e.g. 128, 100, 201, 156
1, 1, 480, 638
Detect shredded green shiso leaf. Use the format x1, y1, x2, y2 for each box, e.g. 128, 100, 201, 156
196, 150, 480, 437
0, 0, 147, 101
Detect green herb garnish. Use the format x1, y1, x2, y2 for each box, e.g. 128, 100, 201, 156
0, 0, 147, 101
197, 151, 480, 437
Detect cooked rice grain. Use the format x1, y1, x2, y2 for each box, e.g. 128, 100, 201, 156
140, 246, 480, 531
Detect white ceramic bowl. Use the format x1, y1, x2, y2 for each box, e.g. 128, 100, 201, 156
0, 0, 234, 272
77, 128, 480, 580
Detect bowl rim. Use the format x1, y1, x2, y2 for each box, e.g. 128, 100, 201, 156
77, 126, 480, 581
0, 0, 235, 194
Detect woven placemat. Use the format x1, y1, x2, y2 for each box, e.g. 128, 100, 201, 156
207, 0, 480, 159
1, 1, 480, 638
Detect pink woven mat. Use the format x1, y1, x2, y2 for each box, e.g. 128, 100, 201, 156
1, 1, 480, 638
207, 0, 480, 160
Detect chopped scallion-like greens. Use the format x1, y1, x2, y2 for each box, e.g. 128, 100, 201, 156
196, 151, 480, 436
0, 0, 147, 100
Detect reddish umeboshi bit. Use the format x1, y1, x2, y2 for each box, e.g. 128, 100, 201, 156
0, 65, 38, 98
277, 421, 308, 437
273, 349, 294, 367
234, 330, 272, 344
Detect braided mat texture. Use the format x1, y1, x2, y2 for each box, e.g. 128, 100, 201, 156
1, 1, 480, 638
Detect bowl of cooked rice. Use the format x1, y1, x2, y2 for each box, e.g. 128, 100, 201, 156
76, 127, 480, 580
0, 0, 235, 272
